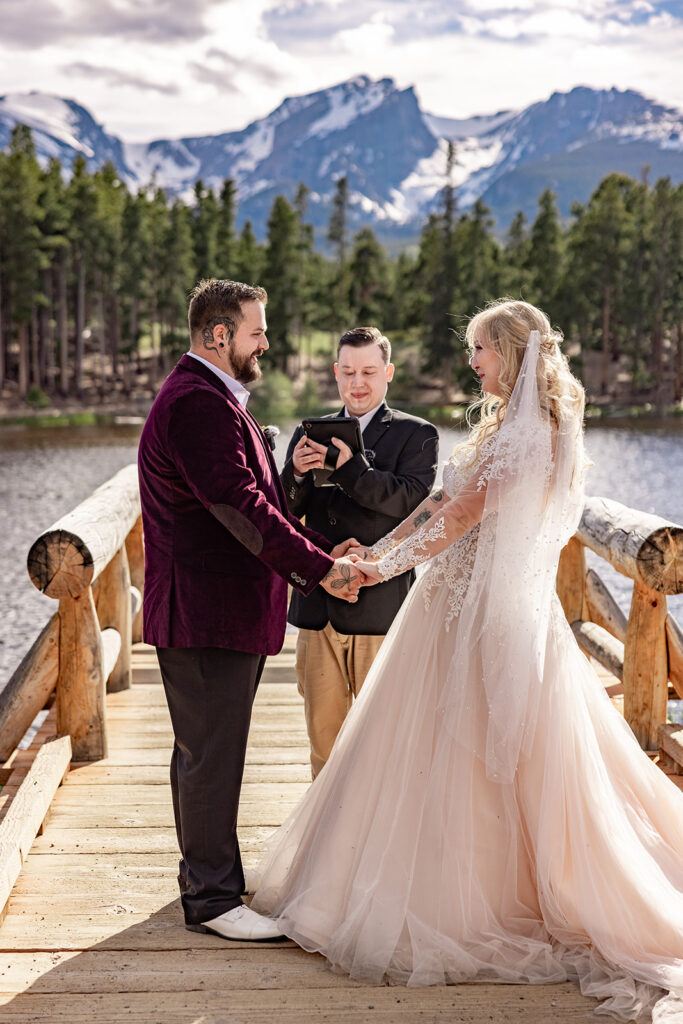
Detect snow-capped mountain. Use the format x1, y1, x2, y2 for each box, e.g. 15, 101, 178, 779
1, 78, 682, 239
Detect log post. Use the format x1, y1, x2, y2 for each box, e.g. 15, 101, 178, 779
0, 614, 59, 762
666, 614, 683, 699
623, 580, 669, 751
94, 545, 131, 693
584, 568, 628, 642
57, 587, 108, 761
556, 536, 587, 624
125, 515, 144, 644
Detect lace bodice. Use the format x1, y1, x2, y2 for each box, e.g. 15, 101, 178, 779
374, 437, 498, 628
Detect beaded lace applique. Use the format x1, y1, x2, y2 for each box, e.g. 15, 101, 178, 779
375, 437, 500, 627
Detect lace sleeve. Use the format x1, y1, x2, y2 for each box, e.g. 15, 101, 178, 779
376, 465, 490, 581
368, 485, 448, 560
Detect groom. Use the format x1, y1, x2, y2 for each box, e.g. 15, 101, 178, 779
138, 279, 362, 941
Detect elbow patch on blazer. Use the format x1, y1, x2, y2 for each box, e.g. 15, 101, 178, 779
209, 504, 264, 555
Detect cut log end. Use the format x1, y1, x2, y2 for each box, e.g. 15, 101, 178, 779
27, 530, 94, 599
642, 527, 683, 595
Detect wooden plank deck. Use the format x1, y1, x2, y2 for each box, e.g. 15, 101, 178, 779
0, 638, 667, 1023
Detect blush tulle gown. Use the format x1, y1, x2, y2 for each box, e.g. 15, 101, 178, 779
252, 343, 683, 1022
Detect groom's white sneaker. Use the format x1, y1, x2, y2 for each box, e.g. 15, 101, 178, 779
186, 905, 283, 941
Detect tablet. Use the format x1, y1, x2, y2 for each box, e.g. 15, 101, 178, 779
301, 416, 363, 486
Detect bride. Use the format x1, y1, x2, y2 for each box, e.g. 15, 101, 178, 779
252, 299, 683, 1022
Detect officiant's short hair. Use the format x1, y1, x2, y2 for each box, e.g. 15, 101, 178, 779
337, 326, 391, 364
188, 279, 267, 341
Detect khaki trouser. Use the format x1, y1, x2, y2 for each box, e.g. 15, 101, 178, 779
296, 624, 385, 779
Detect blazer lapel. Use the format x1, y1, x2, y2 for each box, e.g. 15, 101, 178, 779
361, 403, 393, 452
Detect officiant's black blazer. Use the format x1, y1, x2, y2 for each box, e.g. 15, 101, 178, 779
281, 403, 438, 635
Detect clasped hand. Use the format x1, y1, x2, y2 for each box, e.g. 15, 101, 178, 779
319, 538, 382, 602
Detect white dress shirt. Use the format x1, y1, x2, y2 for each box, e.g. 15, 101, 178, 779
344, 403, 383, 434
187, 351, 250, 408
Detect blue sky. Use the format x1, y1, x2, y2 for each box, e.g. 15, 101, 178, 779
0, 0, 681, 140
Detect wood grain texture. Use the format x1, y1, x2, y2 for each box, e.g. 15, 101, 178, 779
577, 496, 683, 594
571, 621, 624, 680
124, 515, 144, 644
0, 614, 59, 762
0, 735, 71, 915
27, 465, 140, 599
57, 588, 108, 762
584, 568, 628, 642
666, 613, 683, 699
94, 546, 131, 693
0, 638, 668, 1024
556, 536, 586, 624
623, 581, 669, 750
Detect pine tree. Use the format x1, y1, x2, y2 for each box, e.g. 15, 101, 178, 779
348, 227, 391, 325
327, 176, 350, 339
526, 189, 564, 323
502, 211, 532, 298
263, 195, 299, 371
92, 161, 125, 384
0, 126, 44, 397
455, 199, 501, 319
234, 220, 263, 285
216, 178, 236, 278
38, 157, 70, 395
67, 155, 98, 396
192, 180, 219, 280
119, 189, 151, 385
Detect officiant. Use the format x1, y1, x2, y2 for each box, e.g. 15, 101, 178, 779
281, 326, 438, 778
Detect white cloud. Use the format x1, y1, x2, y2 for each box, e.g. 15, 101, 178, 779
0, 0, 680, 141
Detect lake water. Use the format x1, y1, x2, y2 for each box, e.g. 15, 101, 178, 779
1, 418, 682, 690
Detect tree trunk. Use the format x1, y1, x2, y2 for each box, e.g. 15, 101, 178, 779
58, 251, 68, 397
40, 269, 52, 390
97, 286, 106, 393
30, 304, 40, 390
109, 292, 120, 379
18, 321, 29, 398
601, 279, 610, 396
674, 320, 682, 404
75, 257, 86, 398
0, 268, 4, 393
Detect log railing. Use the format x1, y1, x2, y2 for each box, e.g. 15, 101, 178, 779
0, 464, 143, 764
0, 476, 681, 780
556, 495, 683, 765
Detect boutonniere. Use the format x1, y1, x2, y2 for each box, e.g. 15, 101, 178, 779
262, 425, 280, 451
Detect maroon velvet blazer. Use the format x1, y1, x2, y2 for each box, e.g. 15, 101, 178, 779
138, 354, 334, 654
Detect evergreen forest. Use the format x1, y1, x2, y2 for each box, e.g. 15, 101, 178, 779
0, 126, 681, 415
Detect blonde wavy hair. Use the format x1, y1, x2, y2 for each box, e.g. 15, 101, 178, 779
457, 298, 585, 463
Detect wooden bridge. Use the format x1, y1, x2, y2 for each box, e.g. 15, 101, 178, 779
0, 467, 681, 1023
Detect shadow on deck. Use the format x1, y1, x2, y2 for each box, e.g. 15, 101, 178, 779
0, 636, 633, 1023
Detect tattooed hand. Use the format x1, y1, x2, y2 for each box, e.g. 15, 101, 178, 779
320, 558, 363, 602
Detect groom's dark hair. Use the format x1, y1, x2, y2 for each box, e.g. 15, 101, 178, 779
188, 278, 267, 344
337, 326, 391, 364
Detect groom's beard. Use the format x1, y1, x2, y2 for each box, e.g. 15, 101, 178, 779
228, 341, 263, 384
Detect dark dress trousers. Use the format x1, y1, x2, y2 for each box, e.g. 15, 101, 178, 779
282, 403, 439, 635
138, 354, 334, 924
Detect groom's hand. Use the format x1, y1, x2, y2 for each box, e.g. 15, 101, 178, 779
320, 558, 363, 602
330, 537, 360, 559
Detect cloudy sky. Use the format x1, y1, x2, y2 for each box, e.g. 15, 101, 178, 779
1, 0, 682, 141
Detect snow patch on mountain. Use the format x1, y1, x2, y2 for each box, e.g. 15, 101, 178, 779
124, 139, 200, 188
0, 92, 93, 156
423, 109, 516, 140
307, 78, 395, 140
